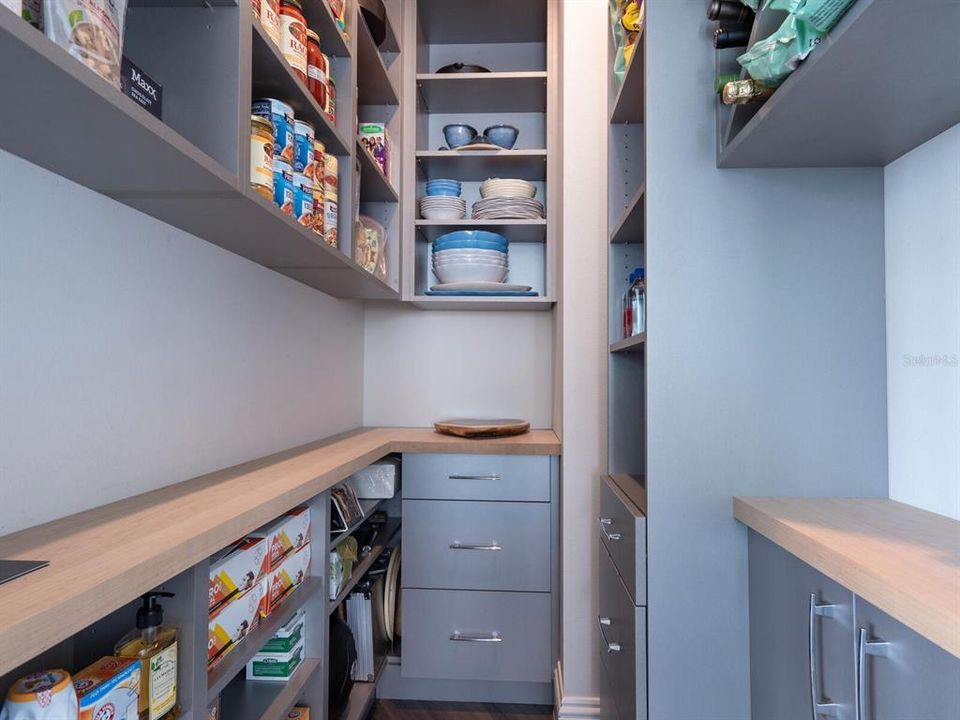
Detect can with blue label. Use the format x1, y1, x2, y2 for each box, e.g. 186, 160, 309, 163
293, 119, 315, 176
252, 98, 294, 163
273, 157, 294, 215
293, 172, 314, 228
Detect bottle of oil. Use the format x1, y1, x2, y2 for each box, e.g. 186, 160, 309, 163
115, 591, 179, 720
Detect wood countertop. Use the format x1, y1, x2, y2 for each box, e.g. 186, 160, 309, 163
734, 497, 960, 659
0, 427, 560, 675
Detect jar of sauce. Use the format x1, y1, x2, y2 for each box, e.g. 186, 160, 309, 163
280, 0, 308, 83
260, 0, 281, 48
306, 30, 328, 110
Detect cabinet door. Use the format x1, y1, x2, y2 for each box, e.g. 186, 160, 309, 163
854, 597, 960, 720
748, 531, 856, 720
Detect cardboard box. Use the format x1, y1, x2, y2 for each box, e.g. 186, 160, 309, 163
260, 608, 305, 653
120, 57, 163, 119
246, 639, 304, 681
358, 123, 390, 178
1, 0, 21, 16
209, 536, 267, 612
208, 582, 264, 668
251, 506, 311, 571
73, 656, 140, 720
265, 544, 311, 615
287, 708, 311, 720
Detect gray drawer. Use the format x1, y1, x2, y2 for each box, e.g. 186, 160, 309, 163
598, 542, 647, 720
402, 454, 551, 502
401, 588, 552, 683
599, 475, 646, 606
402, 499, 551, 592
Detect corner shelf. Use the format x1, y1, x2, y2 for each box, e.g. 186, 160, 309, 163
416, 72, 548, 113
208, 577, 324, 702
415, 150, 548, 181
219, 657, 321, 720
610, 333, 645, 354
329, 518, 401, 614
718, 0, 960, 167
415, 219, 547, 243
357, 140, 399, 202
610, 30, 645, 124
610, 182, 645, 244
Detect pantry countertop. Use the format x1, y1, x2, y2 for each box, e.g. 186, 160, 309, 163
734, 496, 960, 659
0, 427, 561, 675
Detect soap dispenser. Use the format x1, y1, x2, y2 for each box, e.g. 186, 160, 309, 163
115, 591, 179, 720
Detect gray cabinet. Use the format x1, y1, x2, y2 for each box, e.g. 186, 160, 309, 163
748, 532, 856, 720
854, 598, 960, 720
748, 530, 960, 720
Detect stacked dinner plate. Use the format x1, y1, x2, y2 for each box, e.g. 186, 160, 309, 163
431, 230, 509, 284
472, 178, 545, 220
420, 195, 466, 220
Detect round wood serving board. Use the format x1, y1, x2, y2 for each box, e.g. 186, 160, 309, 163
434, 418, 531, 438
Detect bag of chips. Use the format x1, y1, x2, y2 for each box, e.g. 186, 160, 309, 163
737, 14, 823, 86
44, 0, 127, 88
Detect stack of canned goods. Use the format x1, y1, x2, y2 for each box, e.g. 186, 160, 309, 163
250, 97, 339, 246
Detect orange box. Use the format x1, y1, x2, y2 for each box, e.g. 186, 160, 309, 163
208, 582, 264, 668
251, 506, 311, 571
288, 707, 311, 720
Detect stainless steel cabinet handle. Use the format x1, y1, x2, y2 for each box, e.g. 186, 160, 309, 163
597, 616, 621, 652
449, 473, 501, 481
598, 517, 622, 541
449, 542, 503, 551
449, 631, 502, 643
856, 627, 892, 720
808, 593, 843, 719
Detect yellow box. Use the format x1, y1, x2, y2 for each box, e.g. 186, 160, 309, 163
73, 656, 140, 720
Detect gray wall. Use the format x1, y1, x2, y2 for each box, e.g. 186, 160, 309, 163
0, 149, 365, 536
644, 2, 889, 718
884, 123, 960, 521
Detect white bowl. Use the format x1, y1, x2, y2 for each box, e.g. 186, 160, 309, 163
433, 252, 507, 263
421, 208, 466, 220
434, 263, 508, 284
480, 179, 536, 199
433, 248, 507, 260
434, 258, 507, 269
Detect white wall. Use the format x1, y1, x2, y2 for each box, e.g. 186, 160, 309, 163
0, 150, 365, 536
361, 306, 554, 427
885, 124, 960, 520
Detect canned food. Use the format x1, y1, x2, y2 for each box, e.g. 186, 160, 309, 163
323, 198, 338, 248
293, 172, 314, 228
312, 139, 326, 188
252, 98, 294, 162
293, 119, 315, 176
323, 154, 338, 200
273, 157, 294, 215
325, 77, 336, 124
312, 191, 325, 237
259, 0, 281, 47
250, 115, 274, 200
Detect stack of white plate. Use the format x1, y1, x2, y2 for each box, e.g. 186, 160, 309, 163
472, 178, 545, 219
480, 178, 536, 198
420, 195, 466, 220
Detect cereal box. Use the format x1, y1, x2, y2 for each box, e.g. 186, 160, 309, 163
209, 536, 267, 612
73, 656, 140, 720
251, 506, 311, 572
208, 581, 264, 668
265, 544, 311, 615
358, 123, 390, 178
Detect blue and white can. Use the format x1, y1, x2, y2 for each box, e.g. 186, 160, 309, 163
293, 119, 315, 175
272, 157, 294, 215
252, 98, 294, 162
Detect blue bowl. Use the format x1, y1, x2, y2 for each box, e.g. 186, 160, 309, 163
425, 186, 461, 197
435, 230, 507, 245
443, 124, 478, 149
433, 239, 509, 252
484, 124, 519, 149
427, 178, 460, 185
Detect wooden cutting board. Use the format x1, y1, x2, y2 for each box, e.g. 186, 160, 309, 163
434, 418, 531, 438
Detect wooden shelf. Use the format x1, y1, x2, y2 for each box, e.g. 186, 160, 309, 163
410, 295, 555, 311
416, 150, 547, 181
330, 497, 388, 551
415, 219, 546, 243
416, 72, 548, 113
340, 655, 389, 720
207, 577, 323, 701
219, 657, 321, 720
357, 14, 399, 106
610, 30, 645, 125
609, 474, 647, 516
719, 0, 960, 167
609, 182, 645, 244
610, 334, 645, 354
252, 22, 351, 156
329, 518, 400, 613
357, 141, 399, 202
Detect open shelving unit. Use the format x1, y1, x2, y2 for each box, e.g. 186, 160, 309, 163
715, 0, 960, 167
328, 518, 401, 613
400, 0, 560, 309
220, 658, 323, 720
0, 0, 403, 300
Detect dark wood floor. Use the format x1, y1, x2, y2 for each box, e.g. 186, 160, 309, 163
369, 700, 553, 720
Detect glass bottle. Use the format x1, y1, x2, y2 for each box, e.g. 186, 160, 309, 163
630, 268, 646, 337
115, 592, 179, 720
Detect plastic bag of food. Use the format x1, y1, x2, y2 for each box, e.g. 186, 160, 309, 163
44, 0, 127, 87
768, 0, 857, 32
621, 0, 643, 33
737, 14, 823, 86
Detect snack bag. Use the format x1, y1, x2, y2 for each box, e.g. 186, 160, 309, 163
768, 0, 858, 32
44, 0, 127, 87
738, 14, 823, 86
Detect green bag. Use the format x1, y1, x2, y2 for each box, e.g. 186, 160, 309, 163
737, 14, 824, 86
768, 0, 858, 32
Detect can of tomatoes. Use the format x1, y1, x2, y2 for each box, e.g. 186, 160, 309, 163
323, 154, 338, 200
272, 157, 294, 215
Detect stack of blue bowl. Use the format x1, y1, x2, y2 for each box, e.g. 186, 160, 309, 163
432, 230, 509, 285
425, 179, 462, 197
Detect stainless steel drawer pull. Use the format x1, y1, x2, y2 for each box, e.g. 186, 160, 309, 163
449, 632, 502, 643
808, 594, 843, 719
598, 517, 622, 541
449, 542, 503, 551
449, 473, 501, 481
597, 616, 621, 653
856, 627, 892, 720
